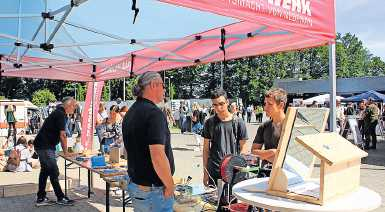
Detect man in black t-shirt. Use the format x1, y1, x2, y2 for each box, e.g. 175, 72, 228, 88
34, 97, 76, 206
202, 89, 248, 187
252, 88, 287, 164
123, 72, 175, 212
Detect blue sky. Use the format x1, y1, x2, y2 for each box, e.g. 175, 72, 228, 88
336, 0, 385, 60
0, 0, 384, 60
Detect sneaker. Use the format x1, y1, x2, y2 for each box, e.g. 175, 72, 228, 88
57, 196, 74, 206
36, 197, 53, 206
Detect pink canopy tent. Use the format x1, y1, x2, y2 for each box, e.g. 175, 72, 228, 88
1, 0, 335, 81
0, 0, 338, 148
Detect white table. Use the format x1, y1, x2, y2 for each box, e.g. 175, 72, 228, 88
233, 177, 382, 212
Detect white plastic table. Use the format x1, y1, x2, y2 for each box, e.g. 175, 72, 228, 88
233, 177, 382, 212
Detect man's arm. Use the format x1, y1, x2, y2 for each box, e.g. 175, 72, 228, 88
149, 144, 174, 198
251, 143, 276, 162
239, 140, 248, 154
59, 130, 68, 155
202, 138, 210, 186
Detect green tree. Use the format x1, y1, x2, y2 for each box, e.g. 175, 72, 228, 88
32, 89, 56, 107
125, 77, 137, 100
102, 81, 111, 102
368, 56, 385, 76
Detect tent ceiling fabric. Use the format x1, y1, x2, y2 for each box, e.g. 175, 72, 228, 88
159, 0, 336, 41
0, 0, 335, 82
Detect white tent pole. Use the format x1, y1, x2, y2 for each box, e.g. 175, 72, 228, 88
49, 4, 72, 17
123, 78, 126, 101
46, 7, 73, 44
329, 43, 336, 132
61, 25, 90, 60
0, 14, 42, 18
328, 0, 337, 132
16, 0, 22, 63
44, 0, 47, 42
19, 19, 46, 61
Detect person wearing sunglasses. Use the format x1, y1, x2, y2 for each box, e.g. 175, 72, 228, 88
202, 89, 248, 188
123, 72, 175, 212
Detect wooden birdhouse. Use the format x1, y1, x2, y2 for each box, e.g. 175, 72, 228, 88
267, 107, 368, 205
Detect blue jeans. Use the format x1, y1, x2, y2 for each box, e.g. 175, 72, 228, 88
126, 182, 174, 212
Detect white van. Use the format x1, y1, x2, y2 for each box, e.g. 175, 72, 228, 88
0, 99, 40, 136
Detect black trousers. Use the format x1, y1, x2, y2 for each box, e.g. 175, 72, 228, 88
36, 149, 65, 200
247, 112, 252, 123
364, 120, 378, 148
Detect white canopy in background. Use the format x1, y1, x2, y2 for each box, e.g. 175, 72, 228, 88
303, 94, 344, 105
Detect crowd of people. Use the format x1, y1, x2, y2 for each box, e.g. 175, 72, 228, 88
338, 98, 384, 150
2, 70, 385, 211
170, 100, 265, 137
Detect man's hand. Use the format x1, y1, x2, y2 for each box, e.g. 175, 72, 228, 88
203, 172, 209, 187
164, 184, 175, 198
252, 149, 276, 161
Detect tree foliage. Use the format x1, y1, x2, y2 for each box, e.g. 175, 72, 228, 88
31, 89, 56, 107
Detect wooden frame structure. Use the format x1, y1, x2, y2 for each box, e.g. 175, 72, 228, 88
267, 107, 368, 205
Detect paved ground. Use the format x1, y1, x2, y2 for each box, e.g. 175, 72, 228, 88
0, 122, 384, 212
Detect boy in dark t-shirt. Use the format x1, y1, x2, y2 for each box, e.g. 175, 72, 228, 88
252, 88, 287, 164
202, 89, 248, 186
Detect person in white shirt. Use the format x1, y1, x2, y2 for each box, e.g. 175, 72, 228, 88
336, 99, 345, 131
7, 136, 32, 172
96, 103, 108, 150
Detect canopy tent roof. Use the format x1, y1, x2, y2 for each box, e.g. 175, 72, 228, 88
0, 0, 336, 82
303, 94, 344, 105
342, 90, 385, 102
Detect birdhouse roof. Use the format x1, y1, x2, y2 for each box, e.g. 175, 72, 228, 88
295, 132, 368, 166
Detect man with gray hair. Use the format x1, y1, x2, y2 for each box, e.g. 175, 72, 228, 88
123, 72, 175, 211
251, 88, 287, 165
34, 96, 76, 206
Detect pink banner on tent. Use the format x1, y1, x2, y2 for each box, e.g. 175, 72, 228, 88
160, 0, 336, 40
81, 81, 104, 150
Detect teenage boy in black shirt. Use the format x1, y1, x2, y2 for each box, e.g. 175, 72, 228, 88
123, 72, 175, 212
252, 88, 287, 165
34, 97, 76, 206
202, 89, 248, 187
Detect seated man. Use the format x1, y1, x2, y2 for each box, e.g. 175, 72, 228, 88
251, 88, 287, 167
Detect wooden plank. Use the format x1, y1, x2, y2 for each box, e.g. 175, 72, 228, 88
320, 161, 325, 204
296, 132, 368, 166
267, 190, 321, 205
322, 159, 361, 201
268, 107, 297, 191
